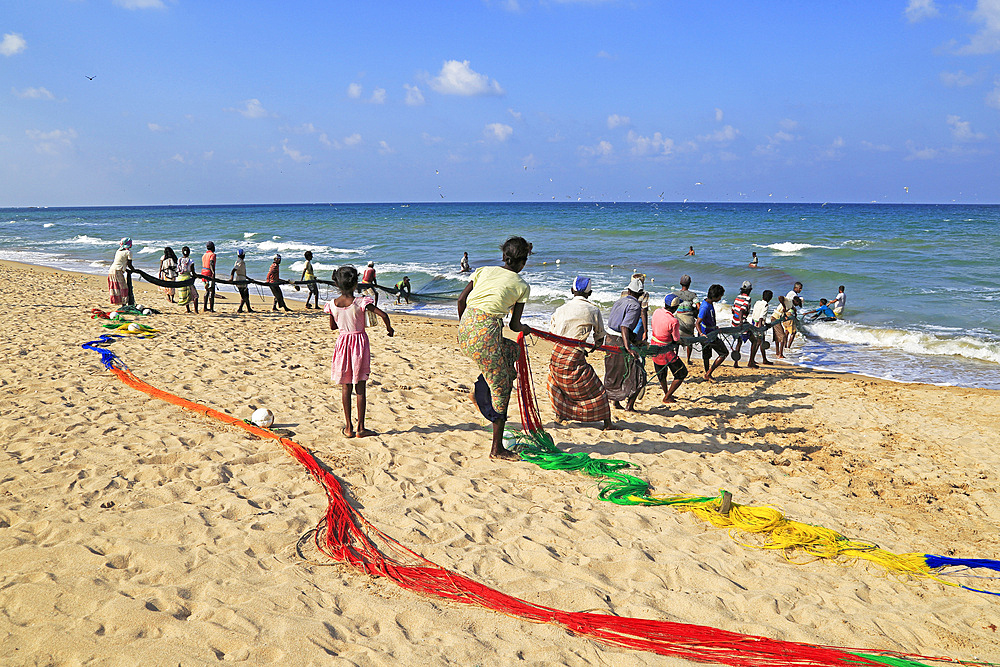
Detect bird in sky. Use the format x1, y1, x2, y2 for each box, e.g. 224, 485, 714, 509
86, 75, 95, 80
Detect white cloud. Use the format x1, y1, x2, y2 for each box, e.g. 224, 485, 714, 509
578, 140, 613, 158
378, 140, 394, 155
779, 118, 799, 131
370, 87, 386, 104
956, 0, 1000, 54
940, 70, 978, 87
114, 0, 167, 8
227, 98, 273, 119
485, 123, 513, 141
904, 140, 938, 161
596, 50, 616, 60
282, 122, 317, 134
607, 114, 630, 129
147, 123, 170, 133
860, 140, 892, 152
0, 33, 27, 57
26, 128, 77, 154
714, 108, 724, 122
171, 153, 186, 164
404, 84, 424, 106
12, 86, 54, 100
347, 83, 362, 99
987, 80, 1000, 108
343, 133, 362, 146
282, 139, 311, 163
946, 114, 986, 141
626, 130, 674, 156
508, 108, 522, 121
905, 0, 939, 22
698, 125, 740, 143
422, 132, 443, 145
429, 60, 504, 96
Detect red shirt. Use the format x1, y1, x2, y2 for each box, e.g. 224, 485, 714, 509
650, 308, 680, 364
266, 263, 280, 283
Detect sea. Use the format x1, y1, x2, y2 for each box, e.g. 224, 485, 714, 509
2, 202, 998, 390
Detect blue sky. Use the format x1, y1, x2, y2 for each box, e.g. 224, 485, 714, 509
2, 0, 999, 206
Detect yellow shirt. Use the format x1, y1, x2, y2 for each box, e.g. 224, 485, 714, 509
465, 266, 530, 316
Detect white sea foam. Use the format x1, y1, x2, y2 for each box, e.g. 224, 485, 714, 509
256, 240, 363, 254
759, 242, 839, 253
43, 223, 54, 228
64, 234, 113, 246
244, 232, 257, 238
804, 320, 1000, 365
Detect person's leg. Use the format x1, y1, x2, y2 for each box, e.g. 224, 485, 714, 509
732, 338, 743, 368
747, 338, 760, 368
490, 417, 519, 461
703, 344, 712, 374
341, 384, 354, 437
356, 382, 377, 437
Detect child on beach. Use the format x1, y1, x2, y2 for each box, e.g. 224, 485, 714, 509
748, 289, 774, 367
771, 295, 789, 358
301, 250, 320, 309
176, 246, 199, 314
695, 284, 728, 382
730, 280, 753, 368
326, 265, 394, 438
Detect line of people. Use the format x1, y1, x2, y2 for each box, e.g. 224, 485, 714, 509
454, 236, 847, 461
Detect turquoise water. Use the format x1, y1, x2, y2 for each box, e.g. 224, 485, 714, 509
3, 202, 998, 389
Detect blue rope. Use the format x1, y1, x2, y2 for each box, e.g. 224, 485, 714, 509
924, 555, 1000, 596
81, 334, 125, 370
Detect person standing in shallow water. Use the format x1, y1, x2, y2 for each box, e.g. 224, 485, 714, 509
457, 236, 533, 462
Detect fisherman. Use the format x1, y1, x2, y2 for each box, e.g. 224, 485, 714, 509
696, 284, 728, 382
361, 261, 379, 325
266, 254, 292, 312
673, 275, 698, 364
108, 238, 134, 306
649, 294, 688, 403
546, 276, 616, 430
201, 241, 217, 312
395, 276, 412, 304
460, 252, 471, 273
230, 248, 254, 313
604, 276, 647, 412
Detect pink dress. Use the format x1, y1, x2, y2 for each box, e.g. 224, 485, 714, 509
325, 296, 374, 384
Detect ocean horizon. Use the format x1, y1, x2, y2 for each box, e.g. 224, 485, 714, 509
3, 201, 998, 390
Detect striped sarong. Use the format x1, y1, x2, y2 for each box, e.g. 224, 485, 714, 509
547, 343, 611, 423
108, 271, 127, 305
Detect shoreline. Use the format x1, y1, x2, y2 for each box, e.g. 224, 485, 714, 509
2, 258, 1000, 664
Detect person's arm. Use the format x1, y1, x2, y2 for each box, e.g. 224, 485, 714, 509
367, 304, 395, 337
328, 313, 339, 331
456, 281, 474, 319
508, 302, 531, 335
619, 325, 638, 356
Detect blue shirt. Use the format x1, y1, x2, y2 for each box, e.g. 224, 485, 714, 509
608, 294, 642, 335
697, 300, 717, 334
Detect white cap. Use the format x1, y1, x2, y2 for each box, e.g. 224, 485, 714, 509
628, 277, 644, 292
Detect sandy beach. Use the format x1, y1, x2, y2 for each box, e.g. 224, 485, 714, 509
1, 259, 998, 666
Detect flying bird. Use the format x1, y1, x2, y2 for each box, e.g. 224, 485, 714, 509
86, 75, 96, 80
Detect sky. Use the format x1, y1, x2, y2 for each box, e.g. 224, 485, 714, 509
2, 0, 1000, 206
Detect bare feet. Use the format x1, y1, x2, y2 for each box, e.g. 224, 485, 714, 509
748, 362, 759, 369
703, 374, 715, 383
762, 360, 773, 365
602, 419, 621, 430
342, 426, 355, 438
662, 396, 677, 404
490, 448, 521, 461
356, 428, 377, 438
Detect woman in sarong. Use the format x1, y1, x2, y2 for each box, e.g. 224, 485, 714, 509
546, 276, 615, 430
175, 246, 199, 314
108, 238, 133, 306
457, 236, 533, 461
159, 246, 178, 303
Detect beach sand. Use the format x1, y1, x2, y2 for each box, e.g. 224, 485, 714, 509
1, 259, 998, 665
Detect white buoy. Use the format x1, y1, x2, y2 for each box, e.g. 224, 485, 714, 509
555, 259, 561, 264
127, 323, 141, 333
252, 408, 275, 429
142, 308, 152, 315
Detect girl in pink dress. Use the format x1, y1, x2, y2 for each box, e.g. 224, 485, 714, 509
326, 266, 394, 438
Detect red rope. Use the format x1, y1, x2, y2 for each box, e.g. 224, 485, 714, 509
100, 362, 939, 667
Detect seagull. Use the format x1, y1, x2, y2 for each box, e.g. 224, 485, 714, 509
86, 75, 95, 80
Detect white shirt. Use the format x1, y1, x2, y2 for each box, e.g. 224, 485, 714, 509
831, 291, 846, 314
549, 296, 607, 343
786, 289, 803, 307
110, 248, 132, 273
750, 299, 769, 324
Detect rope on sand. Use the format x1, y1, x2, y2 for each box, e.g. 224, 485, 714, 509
80, 335, 965, 667
512, 332, 1000, 597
